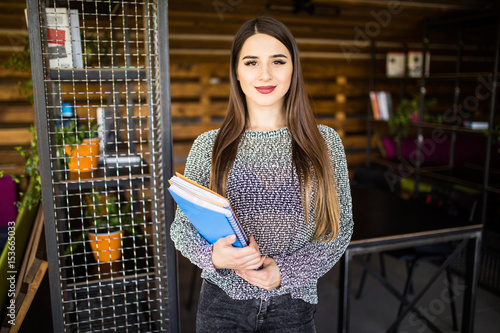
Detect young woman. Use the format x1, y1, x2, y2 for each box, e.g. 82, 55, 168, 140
170, 17, 353, 332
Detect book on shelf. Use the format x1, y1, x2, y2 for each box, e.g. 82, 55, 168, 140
96, 107, 116, 154
369, 91, 380, 119
369, 91, 393, 120
69, 9, 83, 68
463, 120, 489, 130
168, 173, 249, 248
45, 8, 73, 68
46, 8, 84, 69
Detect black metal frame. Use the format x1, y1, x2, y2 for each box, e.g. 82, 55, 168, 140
338, 225, 482, 333
157, 0, 180, 331
481, 13, 500, 225
26, 1, 66, 330
26, 0, 179, 331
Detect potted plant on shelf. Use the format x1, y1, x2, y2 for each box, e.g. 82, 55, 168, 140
388, 95, 437, 143
65, 193, 145, 262
56, 120, 100, 172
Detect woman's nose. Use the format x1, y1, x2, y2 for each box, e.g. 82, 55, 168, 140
260, 64, 272, 81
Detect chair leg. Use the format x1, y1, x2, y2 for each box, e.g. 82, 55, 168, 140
393, 259, 418, 333
355, 253, 388, 300
379, 252, 386, 278
355, 253, 372, 299
404, 260, 416, 295
446, 267, 459, 331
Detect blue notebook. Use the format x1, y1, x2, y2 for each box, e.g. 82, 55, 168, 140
168, 173, 249, 248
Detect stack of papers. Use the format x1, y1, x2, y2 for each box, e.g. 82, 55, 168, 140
168, 173, 248, 248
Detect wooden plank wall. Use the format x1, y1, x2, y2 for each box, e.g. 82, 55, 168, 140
2, 0, 495, 177
0, 0, 33, 176
169, 58, 371, 174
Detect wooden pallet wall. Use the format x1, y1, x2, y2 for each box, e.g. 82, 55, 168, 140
3, 0, 456, 177
0, 57, 374, 176
168, 58, 372, 174
0, 1, 32, 176
0, 64, 34, 176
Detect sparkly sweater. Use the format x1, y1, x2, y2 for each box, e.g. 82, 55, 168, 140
170, 125, 353, 304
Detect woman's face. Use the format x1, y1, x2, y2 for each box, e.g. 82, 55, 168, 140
236, 33, 293, 112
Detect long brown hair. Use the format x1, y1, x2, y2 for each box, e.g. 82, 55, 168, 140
210, 17, 340, 241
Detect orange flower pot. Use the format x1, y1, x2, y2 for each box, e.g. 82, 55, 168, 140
64, 138, 101, 172
88, 230, 123, 262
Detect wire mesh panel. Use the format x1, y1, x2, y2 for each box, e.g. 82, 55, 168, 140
27, 0, 175, 331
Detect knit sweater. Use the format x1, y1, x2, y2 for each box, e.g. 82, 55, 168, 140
170, 125, 353, 304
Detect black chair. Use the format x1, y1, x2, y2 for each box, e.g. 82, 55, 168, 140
355, 187, 478, 332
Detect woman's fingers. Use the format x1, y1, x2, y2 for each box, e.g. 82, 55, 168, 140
212, 234, 263, 270
235, 257, 281, 290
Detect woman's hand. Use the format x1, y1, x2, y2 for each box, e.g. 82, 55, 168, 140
235, 257, 281, 291
212, 235, 265, 270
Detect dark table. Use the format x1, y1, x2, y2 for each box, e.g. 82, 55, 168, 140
338, 186, 482, 333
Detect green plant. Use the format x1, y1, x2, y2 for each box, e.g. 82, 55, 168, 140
55, 119, 100, 147
83, 29, 110, 67
2, 39, 38, 210
3, 36, 33, 104
84, 193, 141, 234
388, 96, 436, 143
13, 126, 41, 211
65, 192, 145, 255
55, 119, 100, 165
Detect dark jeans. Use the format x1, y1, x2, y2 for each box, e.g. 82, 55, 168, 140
196, 279, 316, 333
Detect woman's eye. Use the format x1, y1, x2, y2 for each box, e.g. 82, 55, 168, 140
273, 60, 286, 65
244, 61, 258, 66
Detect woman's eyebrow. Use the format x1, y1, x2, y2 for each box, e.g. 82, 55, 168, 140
241, 54, 288, 60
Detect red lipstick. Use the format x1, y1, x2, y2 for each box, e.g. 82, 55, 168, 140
255, 86, 276, 94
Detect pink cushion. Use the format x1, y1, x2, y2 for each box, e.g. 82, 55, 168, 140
0, 176, 17, 227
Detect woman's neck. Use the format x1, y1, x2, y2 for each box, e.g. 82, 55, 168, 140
246, 104, 286, 132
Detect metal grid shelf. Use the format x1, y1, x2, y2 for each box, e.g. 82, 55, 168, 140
60, 232, 155, 284
65, 273, 161, 332
49, 68, 147, 80
27, 0, 178, 331
55, 174, 151, 190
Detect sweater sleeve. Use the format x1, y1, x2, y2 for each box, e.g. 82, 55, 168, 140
169, 130, 224, 275
273, 126, 354, 289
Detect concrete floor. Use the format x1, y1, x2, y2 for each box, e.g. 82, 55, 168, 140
178, 252, 500, 332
